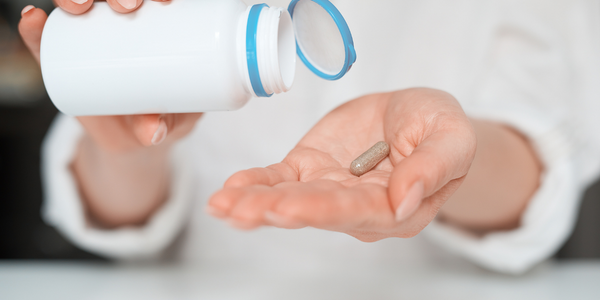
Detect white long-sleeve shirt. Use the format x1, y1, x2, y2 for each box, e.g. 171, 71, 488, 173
41, 0, 600, 274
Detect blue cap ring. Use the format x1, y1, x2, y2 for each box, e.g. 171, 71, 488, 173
288, 0, 356, 81
246, 4, 273, 97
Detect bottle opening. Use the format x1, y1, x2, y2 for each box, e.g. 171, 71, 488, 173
242, 5, 296, 97
257, 7, 296, 95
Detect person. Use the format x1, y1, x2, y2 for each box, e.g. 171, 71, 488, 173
18, 0, 600, 274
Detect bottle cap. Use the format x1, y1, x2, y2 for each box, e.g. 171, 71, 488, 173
288, 0, 356, 80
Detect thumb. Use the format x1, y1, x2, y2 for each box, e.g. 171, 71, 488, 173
388, 130, 475, 222
131, 114, 168, 147
130, 113, 204, 147
18, 6, 47, 64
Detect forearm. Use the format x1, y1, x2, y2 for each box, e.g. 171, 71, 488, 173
439, 118, 542, 233
72, 134, 171, 228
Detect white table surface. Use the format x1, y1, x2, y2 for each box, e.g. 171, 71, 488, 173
1, 260, 600, 300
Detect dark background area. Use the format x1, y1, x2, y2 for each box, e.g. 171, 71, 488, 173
0, 0, 102, 260
0, 0, 597, 261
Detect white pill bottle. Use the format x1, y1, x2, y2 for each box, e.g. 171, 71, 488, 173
40, 0, 356, 116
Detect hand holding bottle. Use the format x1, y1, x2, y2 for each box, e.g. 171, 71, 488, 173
19, 2, 202, 226
19, 1, 203, 150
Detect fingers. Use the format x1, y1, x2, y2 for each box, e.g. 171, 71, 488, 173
209, 163, 297, 225
56, 0, 144, 14
226, 186, 286, 230
388, 130, 476, 222
54, 0, 154, 15
224, 163, 298, 188
53, 0, 93, 15
17, 0, 148, 64
208, 180, 394, 232
19, 0, 168, 64
380, 88, 476, 222
268, 182, 393, 230
77, 115, 143, 152
106, 0, 143, 13
208, 185, 304, 230
160, 113, 203, 142
18, 6, 47, 64
130, 114, 166, 147
130, 113, 203, 146
77, 113, 202, 152
211, 163, 299, 229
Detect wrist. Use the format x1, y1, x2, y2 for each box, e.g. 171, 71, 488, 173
438, 119, 541, 233
72, 134, 172, 228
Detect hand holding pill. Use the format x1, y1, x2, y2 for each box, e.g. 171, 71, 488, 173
208, 88, 476, 241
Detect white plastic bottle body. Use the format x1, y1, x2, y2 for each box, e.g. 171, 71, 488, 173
41, 0, 251, 116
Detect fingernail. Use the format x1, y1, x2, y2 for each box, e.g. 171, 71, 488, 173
70, 0, 88, 4
21, 5, 35, 16
151, 118, 168, 145
395, 181, 424, 222
117, 0, 138, 9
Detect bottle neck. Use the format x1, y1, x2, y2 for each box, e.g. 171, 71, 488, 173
239, 5, 296, 97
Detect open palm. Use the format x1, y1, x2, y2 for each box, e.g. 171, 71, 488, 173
208, 88, 476, 241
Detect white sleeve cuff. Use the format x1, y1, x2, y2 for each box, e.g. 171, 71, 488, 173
423, 103, 580, 274
41, 114, 197, 260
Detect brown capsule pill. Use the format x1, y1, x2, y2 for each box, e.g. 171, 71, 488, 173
350, 141, 390, 177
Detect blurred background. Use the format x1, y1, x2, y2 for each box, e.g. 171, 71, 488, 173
0, 0, 102, 260
0, 0, 597, 261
